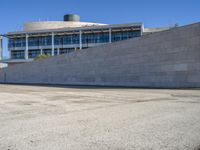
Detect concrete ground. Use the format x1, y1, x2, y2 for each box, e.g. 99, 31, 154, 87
0, 85, 200, 150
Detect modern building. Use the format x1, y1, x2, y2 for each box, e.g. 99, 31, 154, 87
1, 14, 168, 66
0, 22, 199, 88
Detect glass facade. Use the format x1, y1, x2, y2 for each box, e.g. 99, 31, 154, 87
63, 34, 79, 45
28, 37, 39, 47
9, 38, 26, 48
54, 49, 58, 56
9, 36, 52, 48
28, 36, 52, 47
8, 27, 142, 59
28, 50, 41, 58
55, 34, 79, 45
39, 36, 52, 46
112, 31, 141, 42
11, 50, 25, 59
43, 49, 52, 55
60, 48, 75, 54
82, 32, 109, 44
55, 36, 63, 46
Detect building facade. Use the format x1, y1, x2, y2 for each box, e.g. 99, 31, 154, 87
0, 22, 199, 88
1, 14, 168, 66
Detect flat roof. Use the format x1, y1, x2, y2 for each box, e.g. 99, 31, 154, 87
6, 23, 143, 37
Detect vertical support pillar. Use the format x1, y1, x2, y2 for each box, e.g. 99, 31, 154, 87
141, 24, 144, 36
109, 28, 112, 43
25, 34, 29, 60
79, 30, 82, 50
57, 48, 60, 55
0, 36, 3, 60
51, 32, 55, 56
40, 49, 43, 55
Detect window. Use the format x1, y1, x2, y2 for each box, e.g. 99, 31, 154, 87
112, 31, 141, 42
43, 49, 52, 55
54, 49, 58, 56
55, 34, 79, 45
39, 36, 51, 46
29, 37, 39, 47
28, 50, 41, 58
63, 34, 79, 45
82, 32, 109, 44
60, 48, 75, 54
8, 38, 26, 48
55, 36, 63, 45
11, 50, 25, 59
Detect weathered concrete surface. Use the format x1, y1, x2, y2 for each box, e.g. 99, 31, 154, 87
0, 85, 200, 150
0, 23, 200, 87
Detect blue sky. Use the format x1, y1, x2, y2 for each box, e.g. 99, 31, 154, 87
1, 0, 200, 57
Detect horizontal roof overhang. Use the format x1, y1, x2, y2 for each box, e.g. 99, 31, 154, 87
6, 23, 143, 38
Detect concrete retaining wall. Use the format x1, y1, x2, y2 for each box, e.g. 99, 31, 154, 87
0, 23, 200, 88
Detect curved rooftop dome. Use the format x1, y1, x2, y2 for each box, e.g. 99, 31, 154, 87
24, 21, 107, 31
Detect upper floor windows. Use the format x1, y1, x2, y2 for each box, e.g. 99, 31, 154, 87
112, 31, 141, 42
8, 30, 142, 49
82, 32, 109, 44
8, 38, 26, 48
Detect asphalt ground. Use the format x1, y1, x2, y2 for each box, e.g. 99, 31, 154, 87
0, 84, 200, 150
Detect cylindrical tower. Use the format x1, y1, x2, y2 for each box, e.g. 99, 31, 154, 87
64, 14, 80, 22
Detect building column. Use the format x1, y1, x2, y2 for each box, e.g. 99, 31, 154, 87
141, 24, 144, 36
0, 36, 3, 60
40, 49, 43, 55
109, 28, 112, 43
79, 30, 82, 50
57, 48, 60, 55
51, 32, 55, 56
25, 34, 29, 60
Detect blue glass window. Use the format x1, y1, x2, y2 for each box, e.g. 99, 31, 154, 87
11, 50, 25, 59
8, 38, 26, 48
112, 31, 141, 42
55, 36, 63, 45
43, 49, 52, 55
60, 48, 75, 54
39, 36, 52, 46
29, 37, 39, 47
28, 50, 41, 58
82, 32, 109, 44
